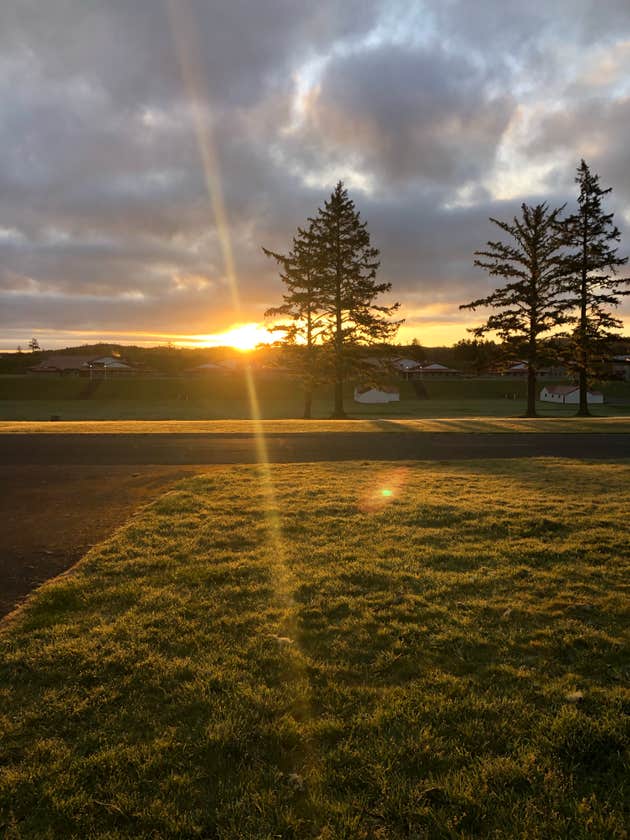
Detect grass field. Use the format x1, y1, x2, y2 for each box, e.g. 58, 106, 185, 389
1, 417, 630, 434
2, 398, 629, 422
1, 460, 628, 838
1, 374, 629, 421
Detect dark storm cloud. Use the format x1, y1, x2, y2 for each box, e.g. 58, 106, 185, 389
0, 0, 628, 346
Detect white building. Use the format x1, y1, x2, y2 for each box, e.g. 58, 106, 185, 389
354, 385, 400, 404
540, 385, 604, 404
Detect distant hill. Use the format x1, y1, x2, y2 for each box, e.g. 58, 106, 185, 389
1, 337, 628, 376
0, 344, 249, 375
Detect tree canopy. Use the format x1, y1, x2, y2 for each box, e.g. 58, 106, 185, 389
561, 160, 629, 415
264, 181, 401, 418
263, 223, 328, 418
461, 202, 569, 416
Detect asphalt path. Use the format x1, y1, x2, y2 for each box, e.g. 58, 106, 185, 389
1, 431, 629, 465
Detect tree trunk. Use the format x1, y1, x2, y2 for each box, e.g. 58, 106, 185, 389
332, 228, 346, 418
303, 389, 312, 420
332, 381, 345, 419
577, 367, 590, 416
303, 309, 313, 420
577, 214, 590, 417
526, 364, 537, 417
526, 307, 537, 418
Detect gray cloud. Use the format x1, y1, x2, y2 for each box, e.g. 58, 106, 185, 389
288, 44, 514, 188
0, 0, 629, 347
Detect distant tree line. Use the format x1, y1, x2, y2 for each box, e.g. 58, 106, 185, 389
2, 335, 628, 380
462, 160, 629, 416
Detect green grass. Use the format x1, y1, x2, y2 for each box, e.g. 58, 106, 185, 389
1, 417, 630, 434
1, 460, 629, 838
2, 374, 628, 402
1, 374, 628, 421
1, 397, 629, 422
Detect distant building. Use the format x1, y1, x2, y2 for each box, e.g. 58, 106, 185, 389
390, 358, 460, 379
184, 362, 226, 375
504, 361, 529, 376
417, 362, 459, 376
390, 357, 423, 378
540, 385, 604, 405
501, 361, 566, 378
90, 356, 133, 373
29, 355, 133, 375
354, 385, 400, 404
611, 355, 630, 381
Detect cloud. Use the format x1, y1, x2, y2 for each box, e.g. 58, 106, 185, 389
286, 44, 514, 189
0, 0, 629, 348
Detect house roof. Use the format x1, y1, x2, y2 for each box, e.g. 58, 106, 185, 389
392, 358, 422, 370
29, 355, 95, 371
186, 362, 225, 371
543, 384, 578, 394
29, 354, 131, 371
355, 385, 400, 395
90, 356, 131, 368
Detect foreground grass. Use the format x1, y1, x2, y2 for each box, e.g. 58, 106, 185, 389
1, 416, 630, 434
1, 460, 629, 838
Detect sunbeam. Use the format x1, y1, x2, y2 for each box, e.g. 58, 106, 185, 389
165, 0, 321, 813
165, 0, 274, 485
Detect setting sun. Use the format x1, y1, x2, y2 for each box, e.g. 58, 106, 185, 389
196, 322, 283, 351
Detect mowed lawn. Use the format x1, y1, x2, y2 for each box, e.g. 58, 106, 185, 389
2, 397, 629, 422
1, 460, 629, 838
1, 373, 629, 420
2, 417, 630, 434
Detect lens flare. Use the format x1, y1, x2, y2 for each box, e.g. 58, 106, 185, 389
166, 0, 318, 799
359, 467, 410, 513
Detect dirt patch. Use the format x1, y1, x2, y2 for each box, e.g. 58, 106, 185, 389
0, 465, 206, 619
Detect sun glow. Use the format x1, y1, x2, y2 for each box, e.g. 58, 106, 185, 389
194, 322, 284, 351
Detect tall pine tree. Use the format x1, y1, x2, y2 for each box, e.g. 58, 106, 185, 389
311, 181, 401, 418
562, 160, 628, 416
461, 203, 569, 417
263, 223, 328, 419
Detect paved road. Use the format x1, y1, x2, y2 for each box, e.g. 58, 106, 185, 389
2, 431, 629, 465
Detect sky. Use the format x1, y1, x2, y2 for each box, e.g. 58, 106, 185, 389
1, 0, 630, 351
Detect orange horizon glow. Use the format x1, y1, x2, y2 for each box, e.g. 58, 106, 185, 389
3, 314, 629, 354
191, 322, 286, 351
